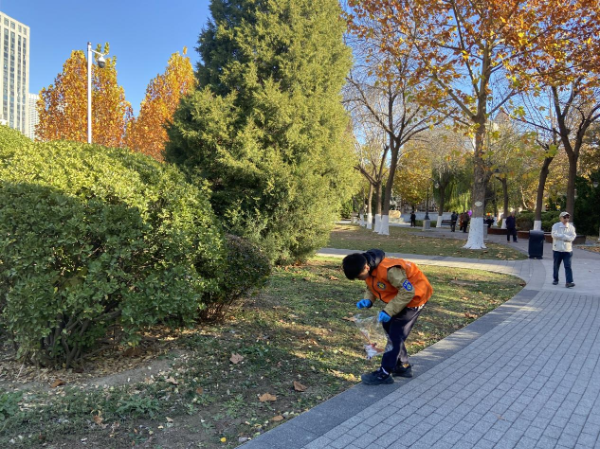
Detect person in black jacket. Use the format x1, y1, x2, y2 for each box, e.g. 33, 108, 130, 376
450, 211, 458, 232
505, 211, 517, 242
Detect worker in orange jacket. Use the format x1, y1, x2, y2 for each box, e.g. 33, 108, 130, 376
343, 249, 433, 385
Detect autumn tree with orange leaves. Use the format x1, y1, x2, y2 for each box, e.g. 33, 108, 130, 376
347, 0, 600, 249
126, 49, 196, 161
37, 44, 132, 147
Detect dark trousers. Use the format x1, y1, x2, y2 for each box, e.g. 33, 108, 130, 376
450, 221, 456, 232
381, 306, 423, 371
507, 227, 517, 242
553, 251, 573, 283
460, 224, 468, 233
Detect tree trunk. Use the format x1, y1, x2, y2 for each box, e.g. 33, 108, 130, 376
436, 182, 446, 228
534, 157, 553, 230
380, 139, 400, 236
373, 181, 382, 233
464, 121, 486, 249
366, 183, 374, 230
502, 178, 509, 221
566, 153, 577, 217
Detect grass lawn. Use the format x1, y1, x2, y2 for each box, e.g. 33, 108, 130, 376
0, 257, 523, 449
329, 224, 527, 260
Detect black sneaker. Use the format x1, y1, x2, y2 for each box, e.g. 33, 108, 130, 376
566, 282, 575, 288
392, 363, 413, 378
361, 367, 393, 385
552, 280, 559, 285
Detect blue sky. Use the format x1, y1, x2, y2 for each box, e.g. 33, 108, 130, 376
3, 0, 212, 115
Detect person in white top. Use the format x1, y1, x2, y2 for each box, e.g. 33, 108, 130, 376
551, 211, 577, 288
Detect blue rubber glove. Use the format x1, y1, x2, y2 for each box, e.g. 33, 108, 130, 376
356, 299, 373, 309
378, 311, 391, 323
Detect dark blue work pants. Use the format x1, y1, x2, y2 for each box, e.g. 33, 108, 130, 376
381, 306, 423, 371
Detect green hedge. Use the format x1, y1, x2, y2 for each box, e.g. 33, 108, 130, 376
515, 210, 561, 232
0, 127, 269, 367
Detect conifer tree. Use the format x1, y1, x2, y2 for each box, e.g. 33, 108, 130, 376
166, 0, 357, 263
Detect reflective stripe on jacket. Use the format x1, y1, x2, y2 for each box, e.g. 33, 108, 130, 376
366, 258, 433, 308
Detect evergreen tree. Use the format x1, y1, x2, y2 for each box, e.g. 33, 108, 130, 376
166, 0, 357, 263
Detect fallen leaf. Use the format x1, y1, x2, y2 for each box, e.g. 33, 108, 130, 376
93, 415, 103, 426
230, 353, 244, 364
293, 381, 307, 392
196, 387, 204, 395
329, 276, 339, 281
165, 377, 178, 385
259, 393, 277, 402
272, 415, 284, 422
342, 316, 357, 322
465, 312, 479, 319
51, 379, 65, 388
220, 437, 227, 443
166, 417, 174, 423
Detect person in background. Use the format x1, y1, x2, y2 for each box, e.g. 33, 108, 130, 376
450, 211, 458, 232
410, 211, 416, 227
505, 211, 517, 242
342, 249, 434, 385
551, 212, 577, 288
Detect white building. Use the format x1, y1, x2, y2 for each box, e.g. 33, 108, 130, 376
0, 12, 30, 135
27, 92, 38, 139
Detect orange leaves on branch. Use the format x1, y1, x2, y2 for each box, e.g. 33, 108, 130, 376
126, 49, 197, 161
36, 44, 132, 147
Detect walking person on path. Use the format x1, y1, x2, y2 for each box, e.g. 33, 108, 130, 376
450, 211, 458, 232
551, 211, 577, 288
342, 249, 434, 385
505, 211, 518, 242
459, 212, 469, 233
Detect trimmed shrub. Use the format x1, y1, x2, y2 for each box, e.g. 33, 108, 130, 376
0, 127, 234, 367
516, 211, 534, 231
201, 234, 271, 321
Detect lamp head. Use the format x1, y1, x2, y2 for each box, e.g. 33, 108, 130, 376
97, 55, 106, 69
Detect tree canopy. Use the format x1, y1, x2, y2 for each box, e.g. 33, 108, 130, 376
166, 0, 357, 263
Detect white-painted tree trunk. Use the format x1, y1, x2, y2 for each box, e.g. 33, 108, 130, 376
436, 215, 443, 229
359, 213, 364, 227
533, 220, 542, 231
379, 215, 390, 235
366, 213, 373, 230
374, 214, 382, 233
501, 218, 507, 229
463, 217, 487, 249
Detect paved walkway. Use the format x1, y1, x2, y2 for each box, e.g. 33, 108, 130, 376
241, 228, 600, 449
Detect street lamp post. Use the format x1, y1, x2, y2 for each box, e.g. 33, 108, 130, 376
87, 42, 108, 144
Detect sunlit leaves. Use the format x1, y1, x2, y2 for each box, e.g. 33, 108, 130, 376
126, 49, 196, 161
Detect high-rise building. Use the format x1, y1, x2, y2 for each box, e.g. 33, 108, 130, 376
27, 92, 38, 139
0, 12, 29, 135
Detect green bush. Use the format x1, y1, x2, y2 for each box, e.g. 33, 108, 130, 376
202, 234, 271, 321
0, 127, 263, 367
541, 211, 561, 232
516, 211, 534, 231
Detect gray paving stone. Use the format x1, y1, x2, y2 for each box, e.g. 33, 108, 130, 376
577, 432, 599, 447
329, 434, 358, 449
351, 432, 378, 449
